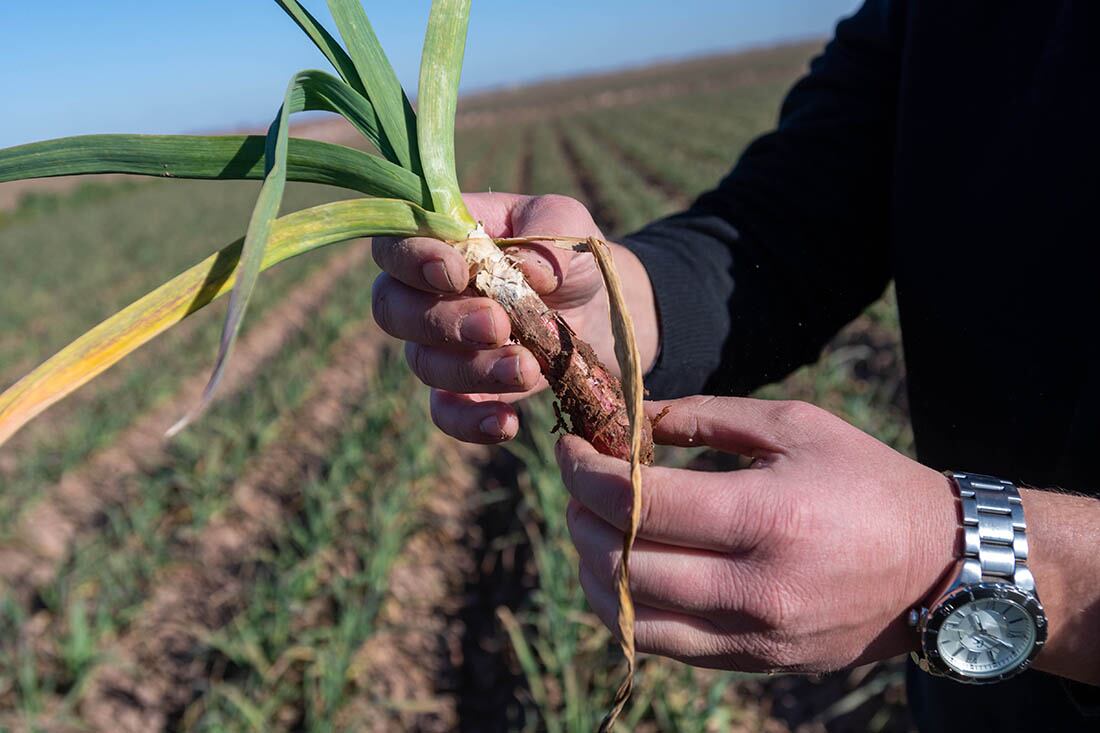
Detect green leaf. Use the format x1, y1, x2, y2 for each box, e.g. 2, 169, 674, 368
287, 69, 396, 160
327, 0, 421, 174
419, 0, 474, 224
272, 0, 366, 96
0, 134, 428, 206
0, 198, 466, 447
178, 71, 303, 433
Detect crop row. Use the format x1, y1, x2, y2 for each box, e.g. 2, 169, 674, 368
0, 260, 382, 722
0, 180, 357, 515
493, 397, 767, 730
555, 121, 674, 236
0, 46, 911, 729
455, 123, 527, 194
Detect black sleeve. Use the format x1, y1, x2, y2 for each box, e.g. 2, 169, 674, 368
622, 0, 907, 399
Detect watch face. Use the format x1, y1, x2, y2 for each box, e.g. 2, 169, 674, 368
934, 598, 1037, 679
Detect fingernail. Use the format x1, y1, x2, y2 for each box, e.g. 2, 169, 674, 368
479, 414, 503, 438
460, 307, 498, 345
421, 259, 456, 292
490, 354, 524, 387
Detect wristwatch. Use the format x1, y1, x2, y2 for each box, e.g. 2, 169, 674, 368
908, 471, 1047, 683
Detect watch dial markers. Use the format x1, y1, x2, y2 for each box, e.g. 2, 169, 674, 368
935, 599, 1037, 678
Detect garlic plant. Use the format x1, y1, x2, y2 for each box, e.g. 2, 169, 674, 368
0, 2, 647, 728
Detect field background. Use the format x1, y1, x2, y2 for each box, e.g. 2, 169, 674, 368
0, 42, 914, 732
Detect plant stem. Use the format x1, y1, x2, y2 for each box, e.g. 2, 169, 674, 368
457, 229, 653, 464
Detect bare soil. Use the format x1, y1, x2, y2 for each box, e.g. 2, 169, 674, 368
339, 439, 489, 732
77, 317, 390, 732
0, 242, 371, 605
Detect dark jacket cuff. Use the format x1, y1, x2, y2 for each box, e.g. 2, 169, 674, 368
621, 213, 736, 400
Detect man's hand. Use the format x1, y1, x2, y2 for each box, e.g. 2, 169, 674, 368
370, 192, 657, 444
558, 395, 959, 672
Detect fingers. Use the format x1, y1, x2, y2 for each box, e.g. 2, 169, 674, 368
568, 500, 762, 620
404, 341, 544, 394
429, 389, 521, 444
372, 272, 509, 348
577, 561, 731, 667
371, 193, 603, 301
371, 236, 470, 294
465, 192, 603, 299
556, 434, 770, 553
505, 194, 604, 296
646, 395, 829, 455
369, 192, 538, 296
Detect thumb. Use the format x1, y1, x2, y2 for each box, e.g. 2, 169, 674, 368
461, 191, 531, 238
461, 192, 605, 301
509, 194, 605, 299
460, 191, 560, 295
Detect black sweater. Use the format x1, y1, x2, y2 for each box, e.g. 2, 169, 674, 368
622, 1, 1099, 729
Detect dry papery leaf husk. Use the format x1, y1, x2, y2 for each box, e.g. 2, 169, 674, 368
466, 232, 647, 731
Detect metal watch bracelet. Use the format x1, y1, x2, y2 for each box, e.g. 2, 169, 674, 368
949, 471, 1035, 592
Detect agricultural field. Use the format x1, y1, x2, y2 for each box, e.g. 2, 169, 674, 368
0, 42, 913, 732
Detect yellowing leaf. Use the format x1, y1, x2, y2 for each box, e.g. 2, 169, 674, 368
0, 199, 465, 447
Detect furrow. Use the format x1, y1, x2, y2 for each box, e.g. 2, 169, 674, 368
516, 126, 536, 195
580, 119, 691, 208
337, 437, 490, 731
0, 241, 372, 604
556, 122, 675, 237
455, 59, 809, 129
554, 123, 619, 233
76, 318, 391, 732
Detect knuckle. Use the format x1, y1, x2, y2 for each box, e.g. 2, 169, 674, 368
370, 274, 394, 332
757, 634, 801, 672
771, 400, 823, 438
422, 302, 454, 344
451, 361, 482, 394
762, 493, 807, 548
565, 499, 584, 537
407, 343, 482, 393
406, 342, 431, 384
720, 477, 804, 552
728, 632, 792, 672
746, 574, 802, 632
534, 194, 591, 224
700, 560, 748, 614
606, 477, 635, 528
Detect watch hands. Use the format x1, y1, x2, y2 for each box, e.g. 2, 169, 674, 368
975, 632, 1014, 650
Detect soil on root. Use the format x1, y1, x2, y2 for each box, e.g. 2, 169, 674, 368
507, 299, 651, 464
0, 242, 372, 606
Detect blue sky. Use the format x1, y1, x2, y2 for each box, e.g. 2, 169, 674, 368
0, 1, 861, 149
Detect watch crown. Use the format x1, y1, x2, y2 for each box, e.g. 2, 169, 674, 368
907, 608, 924, 628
